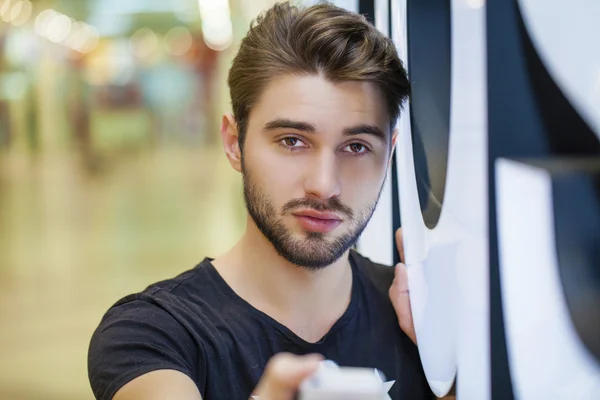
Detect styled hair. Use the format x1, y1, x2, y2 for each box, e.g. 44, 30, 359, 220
228, 1, 410, 148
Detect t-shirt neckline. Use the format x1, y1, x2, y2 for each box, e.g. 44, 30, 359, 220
200, 252, 362, 350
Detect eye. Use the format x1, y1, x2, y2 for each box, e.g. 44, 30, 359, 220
343, 143, 370, 155
279, 137, 307, 149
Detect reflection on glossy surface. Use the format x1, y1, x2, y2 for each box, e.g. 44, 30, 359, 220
0, 148, 244, 399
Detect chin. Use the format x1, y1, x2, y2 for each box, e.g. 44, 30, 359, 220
284, 253, 343, 270
276, 236, 352, 270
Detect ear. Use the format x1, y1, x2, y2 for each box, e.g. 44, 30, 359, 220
388, 127, 399, 169
221, 113, 242, 173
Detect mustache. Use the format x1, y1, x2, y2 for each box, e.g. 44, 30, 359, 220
281, 196, 354, 219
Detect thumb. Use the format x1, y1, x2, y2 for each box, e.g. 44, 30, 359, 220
254, 353, 323, 399
389, 263, 416, 344
395, 228, 405, 263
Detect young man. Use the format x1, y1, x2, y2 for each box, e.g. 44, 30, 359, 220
88, 2, 433, 399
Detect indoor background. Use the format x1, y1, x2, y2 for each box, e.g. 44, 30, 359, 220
0, 0, 299, 398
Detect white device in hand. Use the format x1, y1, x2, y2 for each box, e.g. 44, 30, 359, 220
298, 360, 395, 400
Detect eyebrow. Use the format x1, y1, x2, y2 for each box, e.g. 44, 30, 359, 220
342, 124, 386, 142
263, 118, 387, 142
264, 119, 315, 133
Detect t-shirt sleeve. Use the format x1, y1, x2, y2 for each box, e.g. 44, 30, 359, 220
88, 295, 203, 400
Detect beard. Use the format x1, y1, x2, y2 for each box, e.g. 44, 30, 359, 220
241, 162, 384, 270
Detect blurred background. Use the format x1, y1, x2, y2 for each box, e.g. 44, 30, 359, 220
0, 0, 314, 398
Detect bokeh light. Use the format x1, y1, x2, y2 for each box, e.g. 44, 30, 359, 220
164, 26, 193, 57
45, 13, 72, 43
8, 0, 32, 26
197, 0, 233, 51
130, 27, 160, 59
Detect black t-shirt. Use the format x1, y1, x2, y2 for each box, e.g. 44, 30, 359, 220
88, 250, 434, 400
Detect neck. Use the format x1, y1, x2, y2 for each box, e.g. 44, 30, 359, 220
212, 216, 353, 341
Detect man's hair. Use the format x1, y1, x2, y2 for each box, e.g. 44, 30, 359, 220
227, 1, 410, 148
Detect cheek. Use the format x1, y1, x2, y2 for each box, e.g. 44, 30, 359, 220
340, 156, 388, 193
339, 175, 386, 214
244, 147, 303, 204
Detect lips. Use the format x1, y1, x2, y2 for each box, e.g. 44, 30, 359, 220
292, 210, 343, 233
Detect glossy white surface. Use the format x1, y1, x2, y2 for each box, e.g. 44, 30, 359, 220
495, 159, 600, 399
375, 0, 390, 36
389, 0, 490, 397
449, 2, 490, 399
517, 0, 600, 138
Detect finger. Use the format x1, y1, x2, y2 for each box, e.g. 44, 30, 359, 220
389, 263, 416, 344
395, 228, 405, 263
254, 353, 323, 399
393, 263, 409, 292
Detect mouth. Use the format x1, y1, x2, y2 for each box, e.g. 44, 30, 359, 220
292, 210, 343, 234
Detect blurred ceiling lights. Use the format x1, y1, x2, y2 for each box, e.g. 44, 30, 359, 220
0, 0, 100, 55
2, 0, 230, 55
1, 0, 32, 26
34, 9, 100, 54
197, 0, 232, 51
91, 0, 189, 15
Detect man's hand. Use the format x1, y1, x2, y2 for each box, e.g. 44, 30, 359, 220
389, 228, 417, 345
252, 353, 323, 400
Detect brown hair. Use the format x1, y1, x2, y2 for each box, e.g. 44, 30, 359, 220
228, 1, 410, 148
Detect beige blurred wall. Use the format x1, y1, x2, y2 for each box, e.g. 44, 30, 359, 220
0, 0, 256, 398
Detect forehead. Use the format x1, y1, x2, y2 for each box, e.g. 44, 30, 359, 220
248, 74, 390, 133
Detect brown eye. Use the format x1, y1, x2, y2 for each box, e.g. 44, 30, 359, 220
350, 143, 364, 153
283, 137, 299, 147
280, 137, 307, 149
345, 143, 368, 154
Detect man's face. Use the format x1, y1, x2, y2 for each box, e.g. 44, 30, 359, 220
239, 74, 395, 269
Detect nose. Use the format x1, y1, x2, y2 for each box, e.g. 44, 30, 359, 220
303, 151, 341, 200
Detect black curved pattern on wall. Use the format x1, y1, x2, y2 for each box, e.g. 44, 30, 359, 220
359, 0, 375, 24
517, 8, 600, 157
487, 0, 539, 398
515, 1, 600, 363
488, 0, 600, 398
406, 0, 451, 229
551, 160, 600, 363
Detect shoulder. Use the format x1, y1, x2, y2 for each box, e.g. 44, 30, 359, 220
109, 258, 222, 314
349, 250, 395, 296
142, 258, 211, 297
89, 294, 206, 400
93, 258, 222, 344
89, 260, 217, 400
